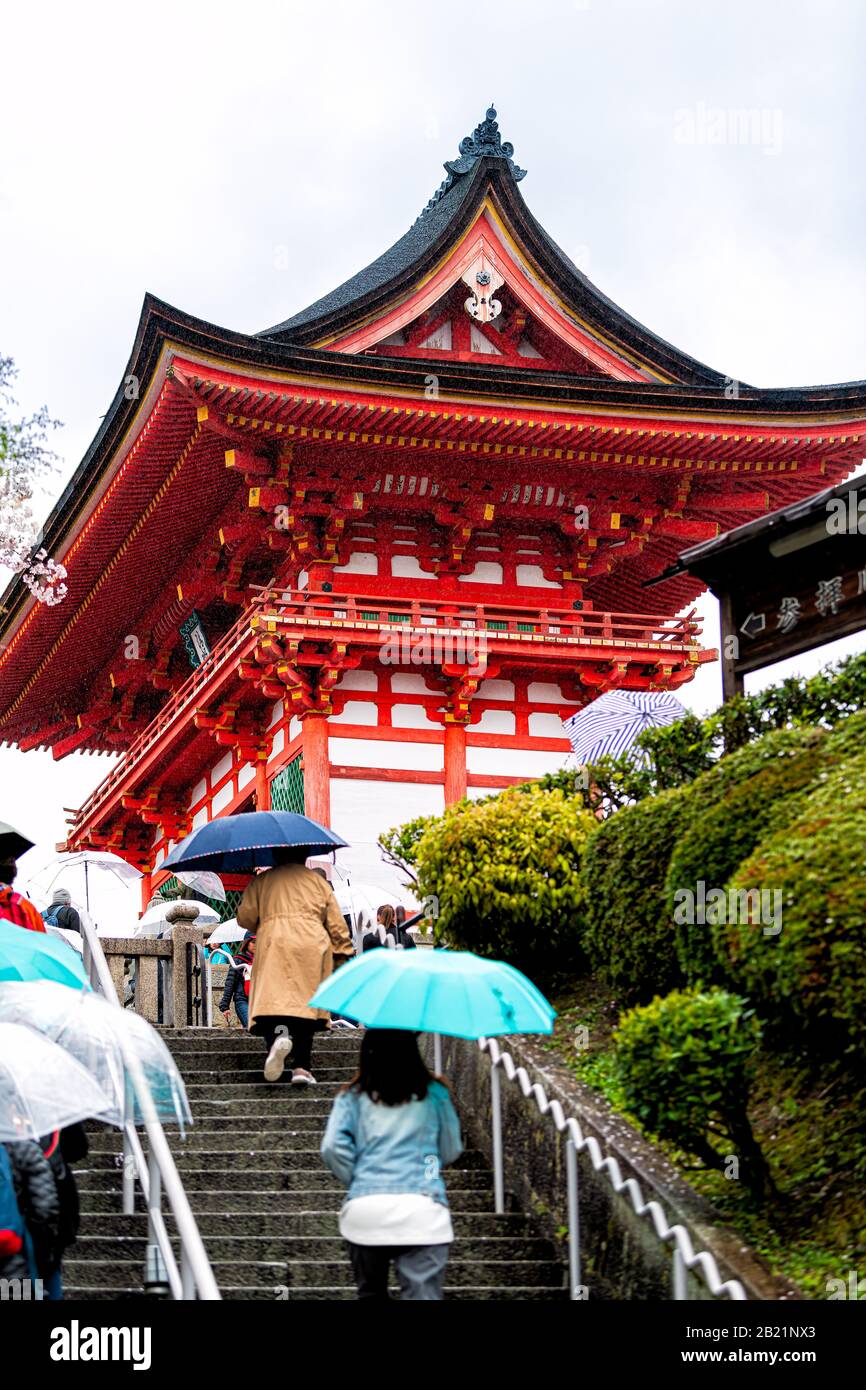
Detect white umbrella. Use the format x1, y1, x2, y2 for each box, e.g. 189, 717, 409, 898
174, 869, 226, 902
0, 983, 192, 1130
137, 897, 220, 937
207, 919, 247, 947
30, 850, 141, 915
0, 1020, 115, 1140
43, 924, 84, 955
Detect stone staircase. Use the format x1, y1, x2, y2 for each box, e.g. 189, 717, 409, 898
67, 1026, 567, 1300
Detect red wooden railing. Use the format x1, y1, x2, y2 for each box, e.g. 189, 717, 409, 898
68, 588, 702, 838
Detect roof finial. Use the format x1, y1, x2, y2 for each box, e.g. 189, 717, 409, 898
418, 104, 526, 219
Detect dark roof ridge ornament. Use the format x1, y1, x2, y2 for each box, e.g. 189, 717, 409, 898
418, 105, 527, 219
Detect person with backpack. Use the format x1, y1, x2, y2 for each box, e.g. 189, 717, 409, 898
41, 888, 82, 936
320, 1029, 463, 1301
0, 861, 46, 933
219, 935, 255, 1028
0, 1139, 59, 1296
39, 1124, 88, 1300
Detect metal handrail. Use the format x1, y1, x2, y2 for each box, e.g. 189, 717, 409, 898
79, 913, 222, 1300
479, 1036, 747, 1302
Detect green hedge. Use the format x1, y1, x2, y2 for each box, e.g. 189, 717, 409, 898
664, 728, 829, 983
614, 987, 771, 1196
717, 748, 866, 1054
581, 786, 692, 999
413, 785, 598, 979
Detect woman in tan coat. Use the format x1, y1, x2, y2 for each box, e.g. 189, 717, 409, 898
237, 849, 353, 1085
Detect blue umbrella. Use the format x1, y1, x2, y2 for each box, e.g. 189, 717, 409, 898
309, 949, 555, 1039
162, 810, 348, 873
563, 689, 687, 766
0, 919, 91, 990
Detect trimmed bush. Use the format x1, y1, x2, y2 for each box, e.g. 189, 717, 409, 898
581, 786, 692, 999
717, 748, 866, 1054
413, 785, 598, 979
614, 987, 771, 1196
665, 728, 829, 983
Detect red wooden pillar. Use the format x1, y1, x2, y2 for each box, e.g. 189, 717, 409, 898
444, 723, 468, 805
303, 713, 331, 826
255, 759, 271, 811
140, 871, 152, 914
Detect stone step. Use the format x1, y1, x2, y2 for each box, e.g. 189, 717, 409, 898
159, 1030, 362, 1050
77, 1167, 494, 1193
63, 1283, 567, 1302
78, 1188, 511, 1215
183, 1101, 343, 1120
179, 1069, 357, 1086
88, 1117, 332, 1143
81, 1146, 489, 1171
183, 1083, 347, 1099
171, 1047, 361, 1068
81, 1210, 532, 1238
64, 1257, 565, 1290
72, 1233, 554, 1262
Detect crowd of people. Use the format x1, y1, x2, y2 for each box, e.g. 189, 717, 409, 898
0, 857, 87, 1298
1, 849, 460, 1301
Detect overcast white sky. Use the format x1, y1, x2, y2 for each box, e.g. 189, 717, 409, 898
1, 0, 865, 925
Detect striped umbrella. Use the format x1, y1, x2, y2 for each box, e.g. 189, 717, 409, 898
563, 689, 688, 766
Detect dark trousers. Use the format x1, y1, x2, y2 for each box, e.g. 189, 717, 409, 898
256, 1015, 315, 1072
346, 1242, 449, 1301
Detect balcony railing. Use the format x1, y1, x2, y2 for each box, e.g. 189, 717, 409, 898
67, 587, 703, 841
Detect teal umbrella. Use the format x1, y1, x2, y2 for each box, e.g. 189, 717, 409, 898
308, 949, 555, 1039
0, 919, 91, 990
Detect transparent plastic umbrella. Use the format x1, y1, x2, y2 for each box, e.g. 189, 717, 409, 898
174, 870, 226, 901
0, 982, 192, 1131
0, 1020, 115, 1141
206, 919, 247, 947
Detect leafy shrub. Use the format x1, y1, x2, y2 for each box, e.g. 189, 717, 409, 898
664, 728, 829, 983
718, 748, 866, 1055
413, 786, 598, 979
614, 987, 771, 1196
581, 786, 692, 999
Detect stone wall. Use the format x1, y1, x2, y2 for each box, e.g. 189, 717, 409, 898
430, 1033, 798, 1302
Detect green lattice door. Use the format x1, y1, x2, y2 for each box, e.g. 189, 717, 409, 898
270, 754, 305, 814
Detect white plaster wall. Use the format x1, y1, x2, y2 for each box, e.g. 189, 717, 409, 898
212, 782, 234, 815
516, 564, 561, 589
528, 681, 578, 704
459, 561, 503, 584
329, 701, 378, 726
477, 678, 515, 701
474, 708, 516, 734
289, 717, 302, 741
188, 778, 207, 809
191, 806, 209, 830
391, 703, 440, 729
529, 712, 569, 738
334, 552, 378, 575
268, 700, 284, 728
328, 777, 444, 899
211, 751, 233, 784
238, 761, 256, 789
271, 726, 285, 757
337, 669, 379, 691
466, 746, 569, 777
391, 554, 437, 579
390, 673, 436, 694
330, 735, 443, 772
